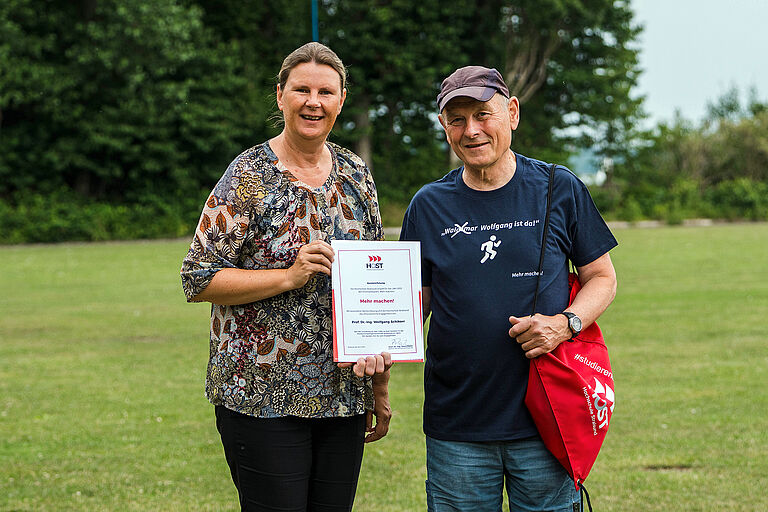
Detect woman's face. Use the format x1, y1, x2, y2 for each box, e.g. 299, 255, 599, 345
277, 62, 346, 143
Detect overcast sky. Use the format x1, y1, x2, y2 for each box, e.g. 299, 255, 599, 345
632, 0, 768, 124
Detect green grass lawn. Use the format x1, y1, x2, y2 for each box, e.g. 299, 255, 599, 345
1, 223, 767, 511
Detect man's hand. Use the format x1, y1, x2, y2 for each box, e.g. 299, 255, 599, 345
510, 253, 617, 359
509, 314, 571, 359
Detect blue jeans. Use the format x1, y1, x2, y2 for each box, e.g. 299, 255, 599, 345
426, 436, 580, 512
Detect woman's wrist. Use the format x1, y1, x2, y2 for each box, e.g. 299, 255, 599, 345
372, 368, 390, 388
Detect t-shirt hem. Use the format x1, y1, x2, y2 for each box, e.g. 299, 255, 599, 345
424, 426, 540, 442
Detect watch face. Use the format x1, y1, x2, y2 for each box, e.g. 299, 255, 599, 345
570, 316, 582, 333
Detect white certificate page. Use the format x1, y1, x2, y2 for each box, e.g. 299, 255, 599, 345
331, 240, 424, 363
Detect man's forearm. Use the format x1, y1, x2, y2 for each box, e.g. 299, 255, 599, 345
569, 252, 617, 330
566, 274, 617, 331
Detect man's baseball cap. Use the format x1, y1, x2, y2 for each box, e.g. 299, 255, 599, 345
436, 66, 510, 113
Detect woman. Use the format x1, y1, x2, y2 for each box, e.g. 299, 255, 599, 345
181, 42, 392, 512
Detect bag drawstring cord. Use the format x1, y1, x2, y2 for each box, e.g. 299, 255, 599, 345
531, 163, 557, 315
579, 482, 593, 512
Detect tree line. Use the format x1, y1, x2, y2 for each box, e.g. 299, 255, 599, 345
601, 86, 768, 223
0, 0, 765, 243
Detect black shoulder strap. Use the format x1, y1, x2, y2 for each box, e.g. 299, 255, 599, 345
531, 163, 557, 315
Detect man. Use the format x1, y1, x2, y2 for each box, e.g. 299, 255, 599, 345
400, 66, 618, 511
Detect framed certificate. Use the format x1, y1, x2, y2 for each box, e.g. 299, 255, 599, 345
331, 240, 424, 363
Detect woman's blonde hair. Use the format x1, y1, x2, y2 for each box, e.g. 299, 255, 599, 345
277, 42, 347, 92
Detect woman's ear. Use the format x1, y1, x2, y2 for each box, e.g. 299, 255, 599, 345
276, 85, 284, 111
338, 88, 347, 112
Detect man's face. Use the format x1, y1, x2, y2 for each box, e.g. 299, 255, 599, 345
439, 94, 520, 172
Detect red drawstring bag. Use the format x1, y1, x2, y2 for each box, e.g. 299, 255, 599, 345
525, 273, 615, 489
524, 164, 615, 509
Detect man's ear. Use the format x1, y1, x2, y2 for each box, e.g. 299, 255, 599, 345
508, 96, 520, 130
438, 114, 450, 142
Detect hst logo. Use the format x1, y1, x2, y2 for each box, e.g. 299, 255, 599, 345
366, 255, 383, 269
591, 377, 615, 430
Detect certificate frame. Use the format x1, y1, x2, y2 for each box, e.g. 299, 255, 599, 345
331, 240, 424, 363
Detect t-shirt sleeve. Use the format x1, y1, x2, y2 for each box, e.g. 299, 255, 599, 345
566, 175, 618, 267
399, 199, 432, 287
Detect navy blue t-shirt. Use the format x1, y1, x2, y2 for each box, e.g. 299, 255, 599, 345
400, 153, 618, 442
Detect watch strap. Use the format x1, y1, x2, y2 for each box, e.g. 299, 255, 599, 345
560, 311, 581, 337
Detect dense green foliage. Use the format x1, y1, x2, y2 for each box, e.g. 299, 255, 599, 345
598, 87, 768, 223
0, 0, 247, 241
0, 1, 765, 242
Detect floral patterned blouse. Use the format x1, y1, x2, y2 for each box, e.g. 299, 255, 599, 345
181, 141, 384, 418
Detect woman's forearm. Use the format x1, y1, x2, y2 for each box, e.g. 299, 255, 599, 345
193, 240, 335, 305
192, 268, 295, 305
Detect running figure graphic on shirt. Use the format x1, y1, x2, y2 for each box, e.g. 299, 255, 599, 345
480, 235, 502, 263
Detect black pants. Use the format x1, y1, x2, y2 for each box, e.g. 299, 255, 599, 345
215, 406, 366, 512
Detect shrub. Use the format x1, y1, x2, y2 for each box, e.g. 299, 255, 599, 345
0, 192, 201, 244
706, 178, 768, 221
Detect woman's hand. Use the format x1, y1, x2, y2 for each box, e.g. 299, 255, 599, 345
365, 367, 392, 443
285, 240, 335, 290
337, 353, 393, 442
338, 352, 393, 378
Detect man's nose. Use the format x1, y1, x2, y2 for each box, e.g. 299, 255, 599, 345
464, 117, 481, 137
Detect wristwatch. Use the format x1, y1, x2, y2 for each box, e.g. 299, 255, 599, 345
561, 311, 582, 338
